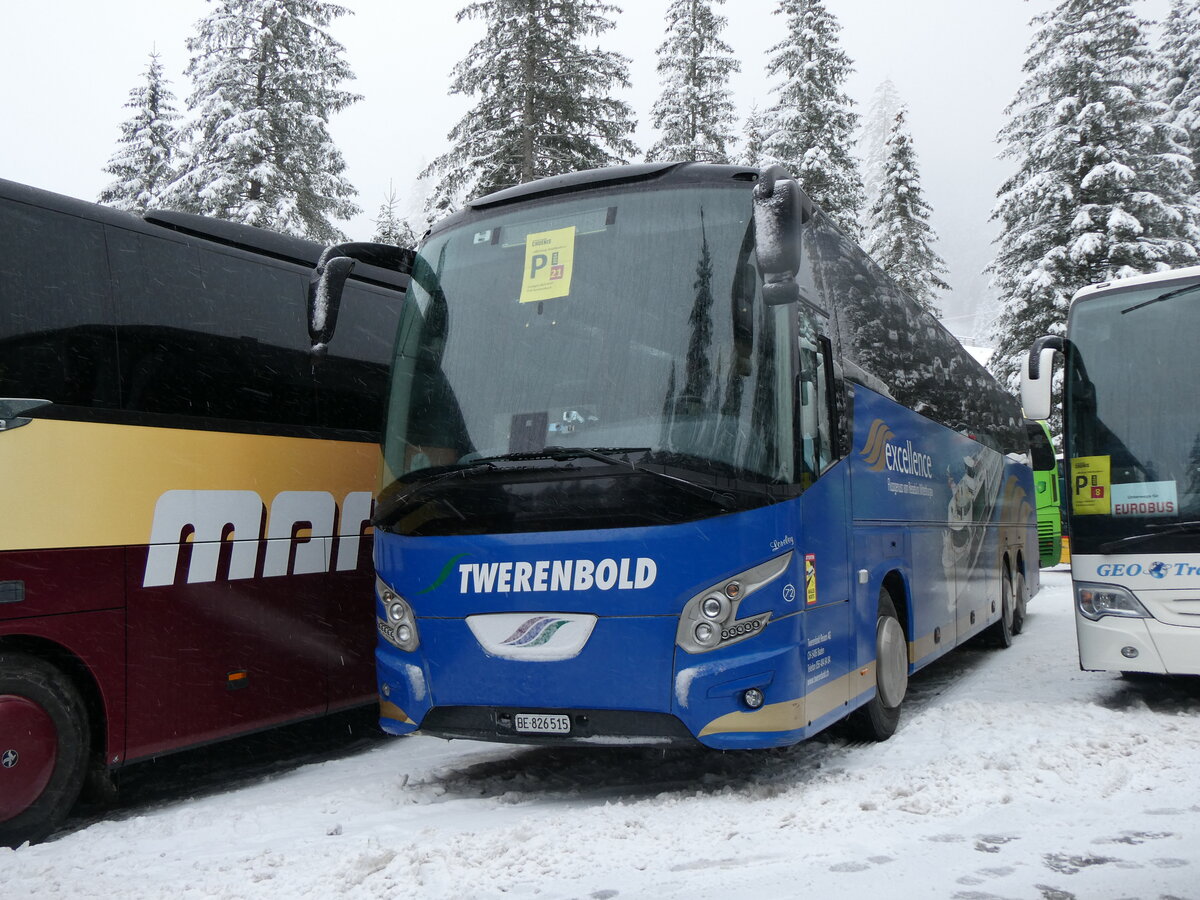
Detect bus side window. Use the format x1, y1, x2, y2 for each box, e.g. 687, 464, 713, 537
0, 202, 119, 411
111, 230, 318, 428
797, 310, 836, 480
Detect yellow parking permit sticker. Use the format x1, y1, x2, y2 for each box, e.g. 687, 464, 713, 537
805, 553, 817, 605
520, 226, 576, 303
1071, 455, 1111, 516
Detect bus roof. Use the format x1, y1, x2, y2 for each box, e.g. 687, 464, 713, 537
1071, 263, 1200, 304
433, 162, 782, 237
0, 177, 407, 290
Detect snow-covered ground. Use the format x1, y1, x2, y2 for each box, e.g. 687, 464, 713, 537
5, 568, 1200, 899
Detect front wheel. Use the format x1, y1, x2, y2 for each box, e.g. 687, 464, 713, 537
846, 591, 907, 741
0, 653, 90, 847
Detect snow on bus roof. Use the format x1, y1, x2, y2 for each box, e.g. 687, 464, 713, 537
1071, 263, 1200, 303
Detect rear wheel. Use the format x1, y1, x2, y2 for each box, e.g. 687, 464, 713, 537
847, 590, 907, 741
1011, 569, 1028, 636
988, 568, 1015, 649
0, 653, 90, 847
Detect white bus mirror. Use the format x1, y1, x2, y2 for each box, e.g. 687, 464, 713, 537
1020, 336, 1062, 420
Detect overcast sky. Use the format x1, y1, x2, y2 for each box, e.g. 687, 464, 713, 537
0, 0, 1175, 337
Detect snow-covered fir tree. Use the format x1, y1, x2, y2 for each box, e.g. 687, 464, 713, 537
865, 106, 949, 316
645, 0, 739, 163
371, 184, 419, 247
762, 0, 865, 239
423, 0, 637, 214
988, 0, 1199, 391
99, 51, 181, 213
162, 0, 361, 242
739, 104, 768, 167
857, 78, 902, 236
1161, 0, 1200, 190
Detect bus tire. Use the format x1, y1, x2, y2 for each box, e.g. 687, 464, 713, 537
0, 653, 90, 847
846, 591, 907, 742
1011, 569, 1028, 636
988, 569, 1015, 649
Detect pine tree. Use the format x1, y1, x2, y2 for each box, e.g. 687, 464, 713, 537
762, 0, 865, 239
1161, 0, 1200, 189
858, 78, 902, 236
739, 104, 768, 167
371, 184, 419, 247
423, 0, 638, 214
865, 106, 950, 316
163, 0, 361, 242
645, 0, 739, 164
988, 0, 1199, 392
99, 51, 181, 213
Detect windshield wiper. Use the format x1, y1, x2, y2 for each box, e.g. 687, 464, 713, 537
1098, 520, 1200, 553
1121, 283, 1200, 314
374, 446, 747, 528
540, 445, 739, 511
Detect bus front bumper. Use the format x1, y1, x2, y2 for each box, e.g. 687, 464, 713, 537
1076, 612, 1200, 675
375, 618, 830, 749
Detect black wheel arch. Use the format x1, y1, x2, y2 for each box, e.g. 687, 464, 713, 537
879, 569, 911, 644
0, 635, 107, 768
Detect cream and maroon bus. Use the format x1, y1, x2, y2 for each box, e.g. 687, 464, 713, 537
0, 178, 407, 845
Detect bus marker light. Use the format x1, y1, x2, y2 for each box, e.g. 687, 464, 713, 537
743, 689, 764, 709
1121, 647, 1139, 659
226, 670, 248, 690
725, 581, 742, 599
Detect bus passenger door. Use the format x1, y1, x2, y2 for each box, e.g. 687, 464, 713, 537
796, 330, 852, 727
798, 467, 854, 727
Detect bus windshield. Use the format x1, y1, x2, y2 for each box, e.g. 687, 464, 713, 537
379, 183, 806, 534
1066, 282, 1200, 551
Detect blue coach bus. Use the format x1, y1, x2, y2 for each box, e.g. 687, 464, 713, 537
321, 162, 1039, 748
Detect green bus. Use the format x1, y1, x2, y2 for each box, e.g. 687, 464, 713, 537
1025, 419, 1062, 567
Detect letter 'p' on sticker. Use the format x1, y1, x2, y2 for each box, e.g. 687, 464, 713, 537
520, 226, 576, 303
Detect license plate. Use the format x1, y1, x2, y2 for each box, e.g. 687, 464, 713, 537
514, 713, 571, 734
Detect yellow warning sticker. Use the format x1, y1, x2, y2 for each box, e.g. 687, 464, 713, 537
1070, 455, 1111, 516
519, 226, 576, 303
805, 553, 817, 605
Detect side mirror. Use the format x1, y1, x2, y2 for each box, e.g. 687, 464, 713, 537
1020, 335, 1063, 420
752, 165, 804, 278
0, 398, 51, 432
308, 251, 355, 351
307, 242, 415, 351
762, 281, 800, 306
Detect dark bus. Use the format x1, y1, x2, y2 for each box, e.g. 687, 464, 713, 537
0, 178, 407, 845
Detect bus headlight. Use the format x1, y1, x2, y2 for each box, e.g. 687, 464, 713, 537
676, 554, 790, 654
701, 593, 729, 620
376, 576, 420, 651
1075, 582, 1152, 621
